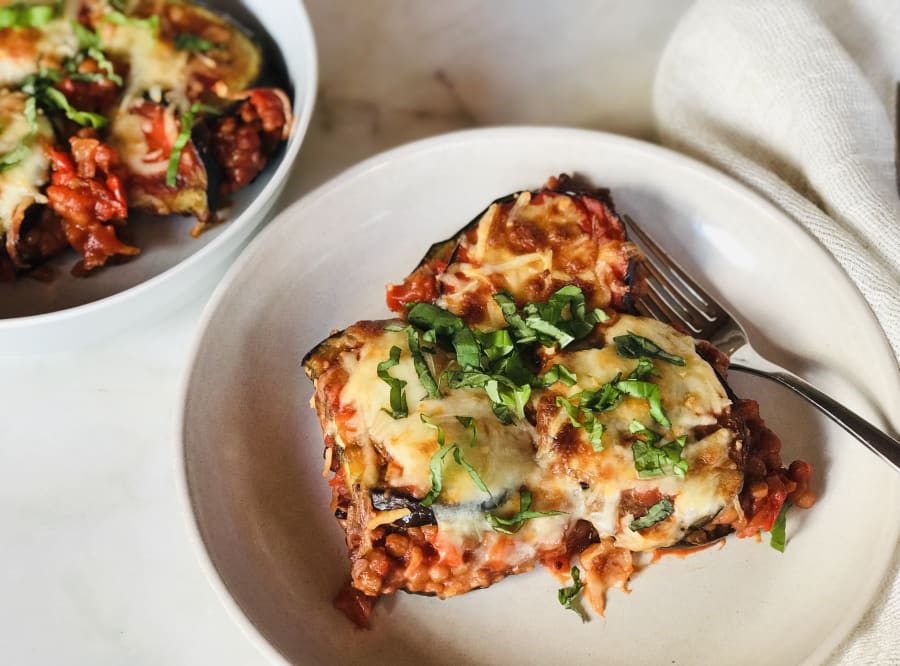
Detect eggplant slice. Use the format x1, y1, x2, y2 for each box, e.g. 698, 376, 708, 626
303, 312, 749, 606
386, 174, 645, 329
306, 177, 815, 626
131, 0, 262, 100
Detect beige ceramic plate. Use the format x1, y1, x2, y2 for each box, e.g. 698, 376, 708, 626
180, 127, 900, 665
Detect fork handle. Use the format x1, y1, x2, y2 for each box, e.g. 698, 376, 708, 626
729, 360, 900, 471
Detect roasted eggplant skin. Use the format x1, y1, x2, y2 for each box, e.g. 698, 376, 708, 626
385, 174, 645, 328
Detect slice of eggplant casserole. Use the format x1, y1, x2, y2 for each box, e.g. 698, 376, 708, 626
303, 174, 816, 628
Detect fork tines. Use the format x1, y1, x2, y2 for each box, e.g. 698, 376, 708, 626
623, 215, 726, 339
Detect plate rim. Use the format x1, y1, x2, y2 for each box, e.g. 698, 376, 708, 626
0, 0, 319, 334
177, 125, 900, 666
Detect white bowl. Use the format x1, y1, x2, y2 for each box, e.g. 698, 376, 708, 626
0, 0, 317, 355
180, 128, 900, 665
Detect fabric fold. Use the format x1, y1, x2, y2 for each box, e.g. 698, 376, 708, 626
654, 1, 900, 663
654, 0, 900, 362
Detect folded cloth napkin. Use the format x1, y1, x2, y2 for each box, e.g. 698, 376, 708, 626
654, 1, 899, 663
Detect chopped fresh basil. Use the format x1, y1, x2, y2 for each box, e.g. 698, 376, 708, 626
584, 418, 605, 451
404, 289, 602, 426
420, 443, 454, 507
166, 104, 223, 187
21, 70, 107, 128
557, 396, 583, 429
166, 106, 196, 186
630, 421, 687, 478
451, 327, 481, 370
20, 68, 60, 95
629, 498, 674, 531
421, 416, 490, 505
406, 327, 441, 399
543, 283, 609, 332
445, 369, 494, 391
555, 396, 605, 451
174, 32, 217, 52
102, 10, 159, 36
485, 378, 530, 424
540, 364, 577, 387
0, 2, 58, 29
557, 567, 588, 622
614, 332, 686, 366
629, 357, 659, 381
420, 414, 445, 446
407, 302, 465, 339
72, 22, 101, 50
631, 439, 661, 476
452, 446, 490, 496
475, 328, 515, 361
770, 501, 790, 552
660, 437, 689, 478
66, 72, 105, 83
42, 88, 106, 127
0, 146, 28, 173
420, 416, 449, 507
523, 312, 575, 348
472, 371, 529, 420
86, 47, 123, 86
191, 103, 224, 116
421, 328, 437, 346
70, 22, 121, 88
519, 285, 608, 348
616, 379, 671, 429
493, 291, 536, 344
631, 440, 665, 478
488, 489, 565, 534
24, 96, 37, 133
628, 419, 662, 446
456, 416, 477, 447
376, 346, 408, 419
579, 374, 624, 413
492, 348, 537, 387
66, 40, 124, 87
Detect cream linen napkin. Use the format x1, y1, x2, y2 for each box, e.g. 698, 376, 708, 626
654, 0, 900, 663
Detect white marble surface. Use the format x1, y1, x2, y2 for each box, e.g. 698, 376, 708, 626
0, 1, 725, 664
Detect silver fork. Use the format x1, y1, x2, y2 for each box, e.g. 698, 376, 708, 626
622, 215, 900, 471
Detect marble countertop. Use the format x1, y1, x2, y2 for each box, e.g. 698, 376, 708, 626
0, 1, 725, 663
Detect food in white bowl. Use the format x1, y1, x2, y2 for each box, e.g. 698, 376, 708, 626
0, 0, 316, 352
1, 0, 290, 276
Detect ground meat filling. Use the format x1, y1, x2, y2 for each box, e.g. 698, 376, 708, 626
211, 88, 291, 195
731, 399, 815, 536
689, 342, 816, 543
46, 135, 139, 273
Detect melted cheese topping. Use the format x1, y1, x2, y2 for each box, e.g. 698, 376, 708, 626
0, 19, 78, 88
538, 315, 739, 551
0, 91, 53, 235
436, 191, 632, 329
99, 20, 189, 107
318, 313, 742, 572
338, 329, 538, 503
109, 102, 178, 177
